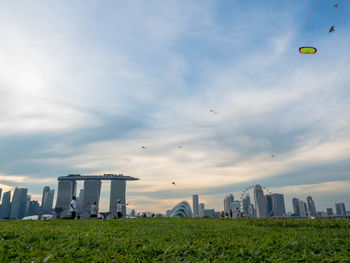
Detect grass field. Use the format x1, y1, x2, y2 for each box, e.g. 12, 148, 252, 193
0, 218, 349, 262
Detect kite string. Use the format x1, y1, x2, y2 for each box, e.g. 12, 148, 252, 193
308, 0, 321, 38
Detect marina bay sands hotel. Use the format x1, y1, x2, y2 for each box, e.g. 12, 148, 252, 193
55, 173, 139, 218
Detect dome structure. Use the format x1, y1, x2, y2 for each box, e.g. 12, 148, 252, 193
167, 201, 193, 218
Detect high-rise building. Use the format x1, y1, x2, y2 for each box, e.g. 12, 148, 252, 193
264, 194, 273, 217
41, 186, 50, 209
199, 203, 205, 218
43, 190, 55, 213
27, 200, 40, 216
224, 194, 234, 217
203, 209, 215, 218
326, 208, 333, 216
292, 198, 300, 216
10, 188, 28, 219
192, 195, 199, 218
254, 185, 267, 218
110, 180, 126, 219
271, 194, 286, 217
231, 201, 241, 218
242, 195, 251, 216
335, 203, 346, 216
55, 180, 77, 216
299, 200, 307, 217
24, 195, 31, 216
248, 204, 256, 218
306, 196, 316, 217
0, 188, 2, 202
81, 180, 102, 219
0, 191, 11, 219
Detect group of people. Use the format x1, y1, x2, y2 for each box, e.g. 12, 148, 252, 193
69, 196, 124, 219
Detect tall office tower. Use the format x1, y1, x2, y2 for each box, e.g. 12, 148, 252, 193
254, 185, 267, 218
110, 180, 126, 219
242, 195, 251, 216
199, 203, 205, 218
55, 180, 77, 216
299, 200, 307, 217
81, 180, 102, 218
326, 208, 333, 216
271, 194, 286, 217
292, 198, 300, 216
24, 195, 31, 216
0, 188, 2, 202
192, 195, 199, 218
248, 204, 256, 218
335, 203, 346, 216
43, 190, 55, 213
231, 200, 241, 218
224, 194, 234, 216
28, 200, 40, 216
10, 188, 28, 219
264, 194, 273, 217
306, 196, 317, 216
0, 191, 11, 218
41, 186, 50, 209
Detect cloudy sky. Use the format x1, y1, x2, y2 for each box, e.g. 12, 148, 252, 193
0, 0, 349, 213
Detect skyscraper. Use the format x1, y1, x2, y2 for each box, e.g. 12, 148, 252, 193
110, 180, 126, 219
81, 180, 102, 219
254, 185, 267, 218
271, 194, 286, 217
0, 191, 11, 219
41, 186, 50, 209
292, 198, 300, 216
306, 196, 316, 217
43, 190, 55, 213
199, 203, 205, 218
299, 200, 307, 217
335, 203, 346, 216
192, 195, 199, 218
10, 187, 28, 219
0, 188, 2, 202
224, 194, 234, 217
242, 195, 251, 216
248, 204, 256, 218
326, 208, 333, 216
24, 195, 31, 216
264, 194, 273, 217
55, 180, 77, 216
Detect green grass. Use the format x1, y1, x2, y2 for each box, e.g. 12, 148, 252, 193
0, 218, 350, 262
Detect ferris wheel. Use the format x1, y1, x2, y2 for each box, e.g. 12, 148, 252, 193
240, 184, 273, 217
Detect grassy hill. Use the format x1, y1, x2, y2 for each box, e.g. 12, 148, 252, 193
0, 218, 349, 262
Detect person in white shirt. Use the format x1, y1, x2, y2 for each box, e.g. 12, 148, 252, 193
116, 199, 124, 219
90, 202, 98, 219
70, 196, 77, 219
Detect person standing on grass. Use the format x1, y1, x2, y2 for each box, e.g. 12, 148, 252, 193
90, 202, 98, 219
70, 196, 77, 219
116, 199, 124, 219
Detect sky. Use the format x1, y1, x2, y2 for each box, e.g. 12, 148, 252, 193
0, 0, 349, 214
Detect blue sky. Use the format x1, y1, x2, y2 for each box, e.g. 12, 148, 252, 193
0, 0, 349, 213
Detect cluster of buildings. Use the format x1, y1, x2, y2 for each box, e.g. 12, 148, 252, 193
166, 184, 348, 219
292, 197, 347, 218
0, 186, 55, 219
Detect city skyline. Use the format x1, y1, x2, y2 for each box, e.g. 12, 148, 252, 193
0, 1, 350, 213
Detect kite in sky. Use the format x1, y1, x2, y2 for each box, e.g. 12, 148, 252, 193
210, 109, 218, 114
172, 182, 176, 186
178, 146, 182, 149
329, 25, 335, 33
333, 3, 339, 8
141, 146, 146, 149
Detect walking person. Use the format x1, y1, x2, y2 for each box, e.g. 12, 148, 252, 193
90, 202, 98, 219
70, 196, 77, 219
